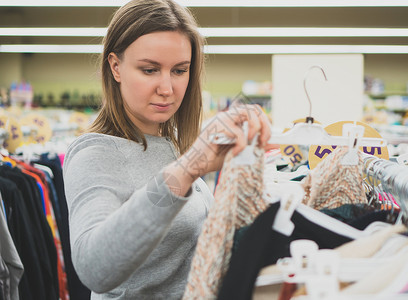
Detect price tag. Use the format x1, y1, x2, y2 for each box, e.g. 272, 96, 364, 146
68, 111, 90, 134
20, 113, 52, 145
0, 115, 23, 153
308, 121, 389, 170
280, 118, 321, 167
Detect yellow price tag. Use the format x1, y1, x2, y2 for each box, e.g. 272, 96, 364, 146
308, 121, 389, 170
20, 113, 52, 145
0, 115, 23, 153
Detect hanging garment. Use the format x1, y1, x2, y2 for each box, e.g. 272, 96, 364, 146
302, 146, 367, 210
183, 146, 269, 300
319, 203, 377, 224
287, 223, 408, 298
216, 201, 370, 300
34, 154, 91, 300
0, 165, 59, 300
19, 163, 68, 300
0, 176, 44, 300
340, 250, 408, 297
0, 193, 24, 300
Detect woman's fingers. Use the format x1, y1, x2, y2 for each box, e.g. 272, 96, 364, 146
202, 104, 271, 156
257, 105, 272, 146
223, 104, 271, 150
228, 121, 247, 156
245, 105, 263, 143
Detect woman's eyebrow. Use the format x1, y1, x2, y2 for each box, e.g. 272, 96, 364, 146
138, 59, 161, 65
138, 59, 191, 66
174, 61, 191, 66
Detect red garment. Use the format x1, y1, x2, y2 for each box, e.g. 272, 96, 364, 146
278, 282, 298, 300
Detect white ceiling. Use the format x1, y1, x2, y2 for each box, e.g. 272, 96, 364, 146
0, 4, 407, 53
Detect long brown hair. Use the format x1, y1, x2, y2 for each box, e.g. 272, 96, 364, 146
89, 0, 205, 154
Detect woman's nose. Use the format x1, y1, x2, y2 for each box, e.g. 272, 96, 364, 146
156, 74, 173, 97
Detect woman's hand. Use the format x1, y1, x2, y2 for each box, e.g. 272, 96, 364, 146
164, 104, 271, 196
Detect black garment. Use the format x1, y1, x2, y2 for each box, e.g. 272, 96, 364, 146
232, 205, 394, 256
232, 225, 250, 254
319, 203, 377, 224
0, 177, 40, 300
217, 202, 354, 300
44, 171, 61, 226
0, 165, 59, 300
318, 203, 397, 230
346, 209, 395, 230
34, 154, 91, 300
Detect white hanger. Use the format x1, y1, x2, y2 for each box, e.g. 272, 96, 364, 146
267, 121, 385, 147
396, 152, 408, 166
341, 122, 365, 165
33, 163, 54, 178
271, 182, 305, 236
210, 66, 387, 148
277, 240, 341, 300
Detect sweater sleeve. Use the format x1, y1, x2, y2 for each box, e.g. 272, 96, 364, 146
63, 137, 191, 293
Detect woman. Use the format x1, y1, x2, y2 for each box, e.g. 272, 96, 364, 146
63, 0, 271, 299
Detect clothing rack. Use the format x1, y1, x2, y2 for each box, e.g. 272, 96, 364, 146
362, 153, 408, 218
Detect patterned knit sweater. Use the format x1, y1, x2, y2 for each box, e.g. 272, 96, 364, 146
302, 146, 367, 210
183, 146, 269, 299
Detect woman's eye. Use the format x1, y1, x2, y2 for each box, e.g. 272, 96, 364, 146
142, 68, 157, 75
174, 69, 188, 75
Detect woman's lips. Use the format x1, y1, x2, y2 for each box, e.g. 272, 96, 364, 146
151, 103, 172, 111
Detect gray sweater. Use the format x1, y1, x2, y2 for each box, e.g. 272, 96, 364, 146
63, 133, 214, 299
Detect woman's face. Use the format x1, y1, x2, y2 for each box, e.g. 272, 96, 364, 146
109, 31, 192, 135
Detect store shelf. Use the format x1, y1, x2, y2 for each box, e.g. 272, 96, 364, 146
368, 92, 408, 99
372, 124, 408, 145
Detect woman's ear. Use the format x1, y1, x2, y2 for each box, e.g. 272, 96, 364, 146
108, 52, 121, 82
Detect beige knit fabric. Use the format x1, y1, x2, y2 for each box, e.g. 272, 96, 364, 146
183, 146, 269, 300
302, 146, 367, 210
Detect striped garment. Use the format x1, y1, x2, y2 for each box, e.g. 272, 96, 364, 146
183, 146, 269, 299
302, 146, 367, 210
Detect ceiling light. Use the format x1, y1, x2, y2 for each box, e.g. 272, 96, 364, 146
199, 27, 408, 37
0, 28, 107, 36
1, 0, 408, 7
1, 44, 408, 54
0, 0, 128, 7
182, 0, 408, 7
205, 45, 408, 54
0, 44, 103, 53
1, 27, 408, 37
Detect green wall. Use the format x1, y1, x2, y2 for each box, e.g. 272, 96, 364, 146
0, 52, 407, 106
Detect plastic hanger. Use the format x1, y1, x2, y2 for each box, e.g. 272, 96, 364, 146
256, 225, 408, 287
210, 66, 387, 148
33, 163, 54, 179
340, 122, 364, 166
277, 239, 408, 300
267, 121, 386, 147
277, 240, 341, 299
271, 182, 304, 236
271, 66, 383, 147
263, 189, 369, 241
363, 154, 408, 221
396, 153, 408, 166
